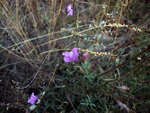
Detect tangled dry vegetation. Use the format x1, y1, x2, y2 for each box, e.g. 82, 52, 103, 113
0, 0, 150, 112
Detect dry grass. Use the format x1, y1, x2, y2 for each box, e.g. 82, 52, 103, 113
0, 0, 150, 112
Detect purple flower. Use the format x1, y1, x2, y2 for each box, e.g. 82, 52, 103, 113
62, 48, 79, 62
67, 4, 73, 16
81, 52, 89, 61
68, 9, 73, 16
28, 92, 38, 105
67, 4, 72, 12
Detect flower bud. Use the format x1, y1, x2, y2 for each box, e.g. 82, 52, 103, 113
81, 52, 89, 61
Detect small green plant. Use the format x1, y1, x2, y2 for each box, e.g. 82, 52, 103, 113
82, 60, 95, 81
80, 95, 96, 109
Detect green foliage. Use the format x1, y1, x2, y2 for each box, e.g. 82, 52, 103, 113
81, 60, 95, 81
80, 95, 96, 109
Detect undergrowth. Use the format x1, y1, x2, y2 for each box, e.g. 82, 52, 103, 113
0, 0, 150, 113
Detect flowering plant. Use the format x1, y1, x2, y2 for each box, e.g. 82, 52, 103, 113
67, 4, 73, 16
62, 48, 79, 62
28, 92, 38, 105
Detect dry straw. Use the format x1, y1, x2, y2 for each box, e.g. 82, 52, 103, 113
78, 48, 111, 57
102, 23, 142, 32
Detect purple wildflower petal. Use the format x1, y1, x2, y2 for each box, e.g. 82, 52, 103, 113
67, 4, 72, 12
67, 4, 73, 16
62, 52, 69, 56
72, 48, 79, 62
28, 92, 38, 105
68, 9, 73, 16
64, 52, 73, 62
62, 52, 71, 62
62, 48, 79, 62
64, 57, 71, 62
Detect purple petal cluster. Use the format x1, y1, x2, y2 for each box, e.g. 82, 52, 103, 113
67, 4, 73, 16
28, 92, 38, 105
62, 48, 79, 62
